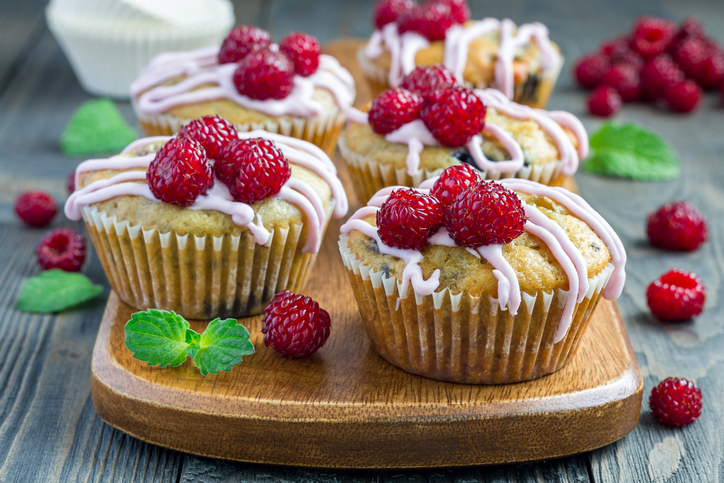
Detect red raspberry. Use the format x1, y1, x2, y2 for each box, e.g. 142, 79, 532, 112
600, 37, 632, 58
262, 290, 331, 358
611, 50, 644, 71
376, 189, 444, 250
631, 16, 676, 56
602, 63, 640, 102
36, 228, 86, 272
147, 138, 214, 206
671, 37, 708, 79
647, 201, 707, 251
697, 53, 724, 90
67, 171, 76, 194
368, 88, 423, 135
573, 53, 609, 89
279, 32, 321, 77
233, 50, 294, 100
649, 377, 702, 427
587, 86, 621, 117
218, 25, 271, 64
430, 164, 480, 207
14, 191, 57, 227
398, 2, 454, 41
665, 80, 701, 113
445, 180, 526, 247
372, 0, 414, 29
646, 269, 705, 322
178, 115, 239, 160
400, 65, 456, 100
421, 86, 485, 147
429, 0, 470, 24
677, 17, 706, 41
640, 55, 684, 101
215, 138, 291, 204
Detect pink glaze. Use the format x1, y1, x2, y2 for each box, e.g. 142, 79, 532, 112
121, 136, 172, 154
548, 111, 589, 159
475, 244, 521, 314
346, 107, 369, 124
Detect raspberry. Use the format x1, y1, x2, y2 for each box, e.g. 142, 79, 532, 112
430, 164, 480, 206
372, 0, 414, 29
587, 86, 621, 117
602, 63, 640, 102
572, 53, 609, 89
215, 138, 291, 204
178, 115, 238, 160
640, 55, 684, 101
368, 88, 423, 135
421, 86, 485, 147
697, 53, 724, 90
429, 0, 470, 24
647, 201, 707, 251
376, 189, 444, 250
400, 65, 456, 100
445, 180, 526, 247
218, 25, 271, 64
646, 269, 705, 322
262, 290, 331, 358
36, 228, 86, 272
649, 377, 702, 427
147, 138, 214, 206
631, 16, 676, 57
279, 32, 321, 77
677, 17, 706, 41
665, 80, 701, 113
611, 50, 644, 71
600, 37, 632, 58
14, 191, 57, 227
671, 37, 709, 79
233, 50, 294, 100
398, 2, 454, 42
67, 171, 76, 194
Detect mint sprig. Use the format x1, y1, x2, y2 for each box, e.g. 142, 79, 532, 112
16, 269, 103, 313
124, 309, 254, 375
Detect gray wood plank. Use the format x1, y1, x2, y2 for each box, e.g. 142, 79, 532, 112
0, 0, 48, 92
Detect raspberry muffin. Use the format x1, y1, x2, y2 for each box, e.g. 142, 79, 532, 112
65, 116, 348, 319
360, 0, 562, 108
340, 75, 587, 203
131, 26, 356, 156
339, 167, 626, 384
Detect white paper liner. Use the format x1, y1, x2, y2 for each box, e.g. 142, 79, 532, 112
339, 234, 614, 384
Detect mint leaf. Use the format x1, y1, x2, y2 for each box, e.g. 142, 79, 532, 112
61, 99, 137, 155
124, 309, 193, 368
583, 122, 680, 180
185, 329, 201, 359
16, 269, 103, 313
193, 318, 255, 376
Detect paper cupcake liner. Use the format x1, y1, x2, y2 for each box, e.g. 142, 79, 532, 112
82, 202, 333, 320
339, 234, 613, 384
338, 136, 563, 205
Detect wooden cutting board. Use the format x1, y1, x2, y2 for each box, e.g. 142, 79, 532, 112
89, 39, 642, 469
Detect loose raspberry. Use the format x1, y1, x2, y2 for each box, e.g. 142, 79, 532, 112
677, 17, 706, 41
649, 377, 702, 427
445, 180, 526, 247
218, 25, 271, 64
398, 2, 454, 42
215, 138, 291, 204
430, 164, 480, 207
611, 50, 644, 71
646, 269, 705, 322
147, 138, 214, 206
14, 191, 57, 227
67, 171, 76, 194
697, 53, 724, 90
279, 32, 321, 77
631, 16, 676, 56
429, 0, 470, 24
421, 86, 485, 147
262, 290, 331, 358
573, 53, 609, 89
400, 65, 456, 100
600, 37, 632, 58
368, 88, 423, 135
640, 55, 684, 101
647, 201, 707, 251
602, 63, 640, 102
377, 189, 444, 250
233, 50, 294, 100
671, 37, 709, 79
36, 228, 86, 272
178, 115, 238, 160
665, 80, 701, 113
587, 86, 621, 117
372, 0, 414, 29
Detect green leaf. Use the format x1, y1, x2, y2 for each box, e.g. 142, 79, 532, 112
193, 318, 255, 376
15, 269, 103, 313
583, 122, 680, 181
61, 99, 137, 155
185, 329, 201, 359
124, 309, 192, 368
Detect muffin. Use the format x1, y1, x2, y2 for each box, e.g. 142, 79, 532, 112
65, 118, 348, 319
131, 25, 356, 156
360, 0, 562, 108
338, 171, 625, 384
340, 83, 587, 204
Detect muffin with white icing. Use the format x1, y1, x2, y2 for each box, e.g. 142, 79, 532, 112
65, 116, 348, 319
131, 25, 356, 156
339, 169, 625, 384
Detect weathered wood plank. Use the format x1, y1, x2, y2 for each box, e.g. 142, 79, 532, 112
0, 0, 48, 93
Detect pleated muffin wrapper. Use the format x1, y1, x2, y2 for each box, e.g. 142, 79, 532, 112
82, 201, 334, 320
338, 135, 563, 205
339, 234, 614, 384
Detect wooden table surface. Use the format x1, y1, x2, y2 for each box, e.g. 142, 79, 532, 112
0, 0, 722, 481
